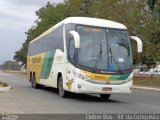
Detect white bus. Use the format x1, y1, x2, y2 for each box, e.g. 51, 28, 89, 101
27, 17, 142, 99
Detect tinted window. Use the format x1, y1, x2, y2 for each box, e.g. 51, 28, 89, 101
28, 25, 64, 56
65, 23, 76, 50
77, 26, 108, 70
68, 39, 75, 64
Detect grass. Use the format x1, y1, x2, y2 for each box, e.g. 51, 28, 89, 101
0, 81, 8, 87
133, 76, 160, 88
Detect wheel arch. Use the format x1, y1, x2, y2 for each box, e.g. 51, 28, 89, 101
30, 71, 32, 82
56, 70, 65, 88
57, 72, 62, 88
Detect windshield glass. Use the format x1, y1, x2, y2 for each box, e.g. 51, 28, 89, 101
107, 29, 132, 71
77, 26, 132, 71
77, 26, 108, 70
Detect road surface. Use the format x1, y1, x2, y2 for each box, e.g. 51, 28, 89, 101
0, 72, 160, 114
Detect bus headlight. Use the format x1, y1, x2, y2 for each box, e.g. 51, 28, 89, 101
73, 72, 91, 81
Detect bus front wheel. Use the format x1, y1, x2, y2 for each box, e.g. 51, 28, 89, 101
58, 76, 68, 98
100, 94, 111, 100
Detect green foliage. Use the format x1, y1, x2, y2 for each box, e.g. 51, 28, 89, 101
0, 61, 21, 71
65, 0, 94, 17
147, 0, 156, 11
14, 2, 67, 65
14, 0, 160, 68
14, 42, 28, 66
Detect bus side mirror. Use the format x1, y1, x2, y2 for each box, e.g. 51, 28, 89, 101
130, 36, 143, 53
69, 31, 80, 48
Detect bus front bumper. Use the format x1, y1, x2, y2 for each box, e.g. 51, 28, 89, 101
74, 79, 133, 94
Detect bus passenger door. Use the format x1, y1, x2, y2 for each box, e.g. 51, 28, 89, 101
65, 39, 76, 92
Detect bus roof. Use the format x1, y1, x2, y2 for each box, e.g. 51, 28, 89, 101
30, 17, 127, 44
64, 17, 127, 29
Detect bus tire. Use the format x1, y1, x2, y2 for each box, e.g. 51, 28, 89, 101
31, 74, 40, 89
100, 94, 111, 100
58, 76, 68, 98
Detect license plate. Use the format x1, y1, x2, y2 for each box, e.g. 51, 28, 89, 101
103, 87, 112, 91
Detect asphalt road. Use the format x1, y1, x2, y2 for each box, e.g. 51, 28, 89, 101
0, 72, 160, 114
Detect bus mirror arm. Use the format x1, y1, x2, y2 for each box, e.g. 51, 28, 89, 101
69, 31, 80, 48
130, 36, 143, 53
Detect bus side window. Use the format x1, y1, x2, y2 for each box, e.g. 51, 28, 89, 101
68, 39, 75, 64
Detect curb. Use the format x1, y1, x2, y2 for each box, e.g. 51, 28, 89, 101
133, 86, 160, 92
0, 86, 11, 92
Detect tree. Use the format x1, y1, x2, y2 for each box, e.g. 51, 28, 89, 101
14, 41, 28, 66
14, 2, 67, 65
0, 61, 21, 71
65, 0, 93, 17
147, 0, 156, 11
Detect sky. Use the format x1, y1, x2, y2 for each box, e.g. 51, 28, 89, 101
0, 0, 63, 64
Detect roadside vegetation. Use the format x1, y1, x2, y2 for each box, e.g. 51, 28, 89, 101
0, 81, 8, 87
133, 76, 160, 88
0, 61, 21, 71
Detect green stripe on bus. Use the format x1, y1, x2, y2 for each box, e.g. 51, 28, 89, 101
109, 73, 131, 80
41, 50, 56, 79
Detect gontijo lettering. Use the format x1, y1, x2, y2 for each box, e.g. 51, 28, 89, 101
32, 56, 41, 63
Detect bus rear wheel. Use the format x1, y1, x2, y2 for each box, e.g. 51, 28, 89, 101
31, 74, 40, 89
100, 94, 111, 100
58, 76, 68, 98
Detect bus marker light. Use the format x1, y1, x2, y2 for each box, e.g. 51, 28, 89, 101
103, 87, 112, 91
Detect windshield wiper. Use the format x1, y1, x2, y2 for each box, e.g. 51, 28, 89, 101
93, 42, 102, 72
110, 48, 123, 74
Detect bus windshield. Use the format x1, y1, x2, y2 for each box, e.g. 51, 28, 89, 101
77, 26, 132, 72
